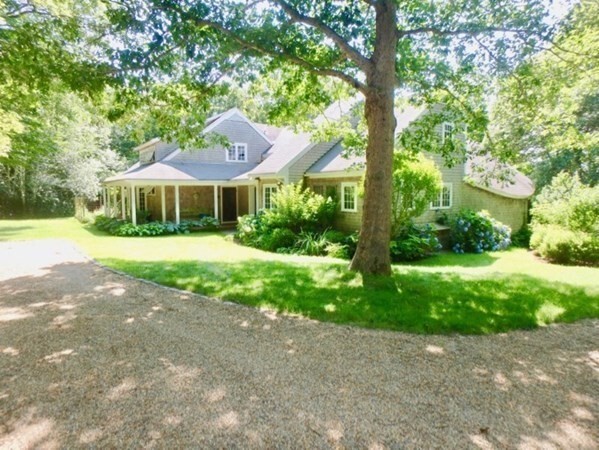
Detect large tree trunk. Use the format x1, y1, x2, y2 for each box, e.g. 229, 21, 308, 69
349, 0, 397, 276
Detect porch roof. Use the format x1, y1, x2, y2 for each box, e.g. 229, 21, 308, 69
104, 161, 256, 185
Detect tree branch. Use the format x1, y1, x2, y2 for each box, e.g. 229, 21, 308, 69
176, 12, 367, 93
398, 26, 532, 38
271, 0, 372, 71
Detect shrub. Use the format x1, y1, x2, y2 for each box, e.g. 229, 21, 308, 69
530, 224, 599, 266
568, 189, 599, 234
235, 184, 339, 253
293, 230, 331, 256
511, 225, 532, 248
261, 228, 297, 252
342, 232, 359, 259
236, 212, 268, 248
450, 210, 511, 254
530, 172, 599, 265
262, 183, 337, 232
325, 242, 350, 259
94, 215, 219, 237
390, 223, 442, 262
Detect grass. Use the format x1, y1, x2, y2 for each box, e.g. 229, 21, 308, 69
2, 217, 598, 334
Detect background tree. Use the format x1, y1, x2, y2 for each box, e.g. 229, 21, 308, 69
491, 0, 598, 190
390, 153, 442, 236
0, 90, 125, 217
105, 0, 551, 275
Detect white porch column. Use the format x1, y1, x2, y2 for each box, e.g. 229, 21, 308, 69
175, 185, 180, 225
107, 187, 113, 217
112, 189, 117, 218
161, 185, 166, 223
256, 184, 262, 211
213, 185, 219, 220
102, 188, 107, 215
131, 185, 137, 225
120, 186, 125, 219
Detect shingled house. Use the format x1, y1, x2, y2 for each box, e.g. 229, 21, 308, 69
102, 106, 534, 232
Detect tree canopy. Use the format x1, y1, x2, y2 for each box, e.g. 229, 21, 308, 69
491, 0, 598, 190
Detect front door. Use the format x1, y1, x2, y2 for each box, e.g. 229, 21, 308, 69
222, 187, 237, 222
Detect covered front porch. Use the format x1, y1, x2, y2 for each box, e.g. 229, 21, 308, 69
101, 182, 259, 226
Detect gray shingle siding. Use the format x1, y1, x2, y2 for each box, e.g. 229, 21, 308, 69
171, 114, 271, 165
415, 152, 466, 224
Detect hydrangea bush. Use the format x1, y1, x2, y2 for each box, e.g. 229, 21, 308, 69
450, 210, 511, 254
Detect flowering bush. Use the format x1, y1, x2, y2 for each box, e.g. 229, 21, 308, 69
450, 210, 511, 254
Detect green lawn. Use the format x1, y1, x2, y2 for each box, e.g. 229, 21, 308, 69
2, 217, 598, 334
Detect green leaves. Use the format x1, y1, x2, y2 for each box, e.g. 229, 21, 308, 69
491, 1, 599, 189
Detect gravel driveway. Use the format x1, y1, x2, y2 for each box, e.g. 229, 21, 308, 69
1, 240, 597, 449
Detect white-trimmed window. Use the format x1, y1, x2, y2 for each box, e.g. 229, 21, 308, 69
138, 188, 147, 211
263, 184, 277, 209
431, 183, 452, 209
442, 122, 454, 143
341, 182, 358, 212
226, 143, 248, 162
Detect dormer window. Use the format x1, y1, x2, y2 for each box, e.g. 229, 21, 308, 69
226, 143, 248, 162
140, 150, 155, 164
442, 122, 454, 143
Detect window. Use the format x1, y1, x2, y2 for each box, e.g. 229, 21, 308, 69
263, 184, 277, 209
140, 150, 155, 164
442, 122, 454, 143
341, 182, 358, 212
431, 183, 452, 209
138, 188, 146, 211
312, 185, 325, 196
226, 143, 248, 162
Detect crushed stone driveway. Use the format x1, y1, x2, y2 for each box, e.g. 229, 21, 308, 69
0, 240, 597, 449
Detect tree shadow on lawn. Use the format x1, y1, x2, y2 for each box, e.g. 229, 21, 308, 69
0, 225, 33, 240
103, 258, 599, 335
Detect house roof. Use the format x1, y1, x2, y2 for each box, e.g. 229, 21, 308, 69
104, 161, 255, 184
248, 128, 314, 176
307, 142, 364, 174
306, 105, 425, 175
465, 156, 535, 199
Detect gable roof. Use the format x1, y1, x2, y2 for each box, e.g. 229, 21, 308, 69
203, 108, 273, 145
